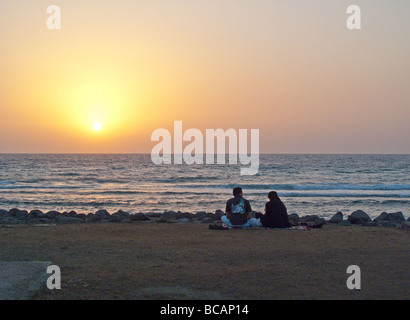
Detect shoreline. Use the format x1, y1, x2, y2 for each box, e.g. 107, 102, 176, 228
1, 208, 409, 229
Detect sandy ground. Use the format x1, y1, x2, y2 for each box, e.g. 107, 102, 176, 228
0, 222, 409, 300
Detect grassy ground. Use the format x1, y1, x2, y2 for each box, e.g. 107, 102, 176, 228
0, 222, 409, 300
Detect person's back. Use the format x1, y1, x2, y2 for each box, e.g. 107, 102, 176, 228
221, 187, 258, 228
226, 195, 251, 226
261, 191, 290, 228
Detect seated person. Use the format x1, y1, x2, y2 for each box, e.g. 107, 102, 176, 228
259, 191, 290, 228
221, 187, 261, 228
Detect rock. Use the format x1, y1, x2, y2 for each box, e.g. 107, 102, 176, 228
45, 211, 60, 219
215, 210, 224, 220
15, 210, 29, 220
401, 221, 410, 231
145, 212, 162, 218
407, 217, 410, 222
32, 218, 54, 224
329, 212, 343, 224
176, 212, 193, 220
379, 221, 397, 228
130, 213, 150, 222
86, 214, 101, 223
9, 208, 29, 218
374, 212, 389, 223
77, 213, 86, 219
195, 212, 207, 220
362, 222, 379, 227
347, 210, 371, 225
177, 218, 192, 223
114, 210, 130, 217
110, 211, 129, 222
338, 220, 352, 227
95, 209, 110, 219
0, 217, 16, 224
0, 209, 8, 217
201, 217, 214, 224
161, 211, 177, 220
300, 215, 325, 226
110, 215, 123, 223
388, 212, 405, 223
288, 214, 300, 222
374, 212, 405, 223
205, 213, 222, 221
28, 210, 45, 219
56, 216, 82, 224
68, 211, 78, 217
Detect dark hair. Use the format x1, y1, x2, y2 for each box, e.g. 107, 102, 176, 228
268, 191, 280, 201
233, 187, 243, 197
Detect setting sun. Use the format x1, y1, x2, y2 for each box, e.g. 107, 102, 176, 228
92, 122, 102, 131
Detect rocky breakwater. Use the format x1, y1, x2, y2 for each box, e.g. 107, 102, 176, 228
0, 208, 408, 230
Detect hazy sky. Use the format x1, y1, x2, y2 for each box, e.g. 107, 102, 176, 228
0, 0, 409, 153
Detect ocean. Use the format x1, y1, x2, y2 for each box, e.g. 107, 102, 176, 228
0, 154, 408, 219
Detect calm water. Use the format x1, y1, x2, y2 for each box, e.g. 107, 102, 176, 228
0, 154, 408, 219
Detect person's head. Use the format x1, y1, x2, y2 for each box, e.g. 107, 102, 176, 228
233, 187, 243, 197
268, 191, 280, 201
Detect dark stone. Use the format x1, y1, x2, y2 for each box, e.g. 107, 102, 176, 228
95, 209, 110, 219
374, 212, 405, 223
407, 217, 410, 222
9, 208, 29, 218
56, 216, 82, 224
329, 212, 343, 224
206, 213, 221, 221
28, 210, 45, 219
338, 220, 352, 227
362, 222, 379, 227
288, 214, 300, 226
288, 214, 300, 222
215, 210, 224, 220
300, 215, 325, 228
45, 211, 60, 219
347, 210, 371, 225
33, 218, 54, 224
161, 211, 177, 220
110, 211, 129, 222
388, 212, 405, 223
145, 212, 162, 218
195, 212, 207, 220
110, 215, 123, 223
15, 210, 29, 220
0, 216, 17, 224
68, 211, 78, 217
77, 214, 86, 219
176, 212, 193, 220
374, 212, 389, 223
0, 209, 8, 217
130, 213, 150, 222
87, 214, 101, 223
177, 218, 192, 223
114, 210, 130, 217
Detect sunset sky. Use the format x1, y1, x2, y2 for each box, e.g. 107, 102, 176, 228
0, 0, 409, 153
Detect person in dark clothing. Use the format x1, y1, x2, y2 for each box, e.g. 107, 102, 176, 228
259, 191, 290, 228
222, 187, 260, 228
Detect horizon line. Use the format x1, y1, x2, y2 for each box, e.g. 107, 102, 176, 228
0, 153, 409, 155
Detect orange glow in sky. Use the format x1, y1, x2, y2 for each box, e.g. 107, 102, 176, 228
0, 0, 409, 153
